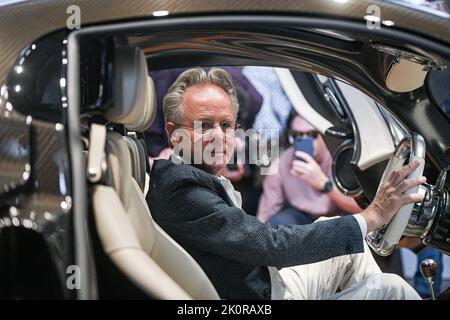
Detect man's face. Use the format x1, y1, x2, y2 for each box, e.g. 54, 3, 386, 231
168, 84, 236, 176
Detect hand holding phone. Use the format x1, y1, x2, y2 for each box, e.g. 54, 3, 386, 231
294, 136, 314, 162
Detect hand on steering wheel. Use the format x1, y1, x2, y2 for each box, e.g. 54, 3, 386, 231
361, 160, 426, 233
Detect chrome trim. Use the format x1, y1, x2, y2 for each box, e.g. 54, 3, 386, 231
367, 133, 426, 256
377, 103, 408, 146
372, 43, 448, 70
404, 183, 438, 237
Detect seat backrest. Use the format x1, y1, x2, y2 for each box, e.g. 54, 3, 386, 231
90, 46, 219, 299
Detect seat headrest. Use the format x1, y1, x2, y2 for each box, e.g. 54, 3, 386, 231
105, 46, 156, 132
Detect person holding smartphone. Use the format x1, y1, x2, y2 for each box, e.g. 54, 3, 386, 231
257, 113, 361, 227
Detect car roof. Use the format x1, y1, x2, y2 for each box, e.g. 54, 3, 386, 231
0, 0, 449, 84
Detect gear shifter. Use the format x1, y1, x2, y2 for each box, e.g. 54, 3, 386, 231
420, 258, 437, 300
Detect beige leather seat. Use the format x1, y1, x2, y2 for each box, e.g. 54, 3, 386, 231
89, 46, 219, 300
122, 134, 147, 192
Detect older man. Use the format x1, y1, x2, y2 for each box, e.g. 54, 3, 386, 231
147, 67, 425, 300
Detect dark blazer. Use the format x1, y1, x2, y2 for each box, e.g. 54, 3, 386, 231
148, 159, 364, 300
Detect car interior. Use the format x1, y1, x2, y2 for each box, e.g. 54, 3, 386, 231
1, 13, 450, 299
75, 27, 450, 299
88, 46, 220, 299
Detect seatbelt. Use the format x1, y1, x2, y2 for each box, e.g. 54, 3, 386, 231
87, 123, 106, 183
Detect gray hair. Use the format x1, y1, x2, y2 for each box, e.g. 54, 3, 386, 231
163, 67, 239, 124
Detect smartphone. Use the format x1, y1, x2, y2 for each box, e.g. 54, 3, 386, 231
294, 136, 314, 162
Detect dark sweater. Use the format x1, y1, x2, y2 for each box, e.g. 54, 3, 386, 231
148, 159, 363, 299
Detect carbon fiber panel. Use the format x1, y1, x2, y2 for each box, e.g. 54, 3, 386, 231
0, 0, 449, 85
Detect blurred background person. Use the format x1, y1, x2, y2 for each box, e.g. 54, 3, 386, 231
257, 111, 361, 227
242, 66, 292, 139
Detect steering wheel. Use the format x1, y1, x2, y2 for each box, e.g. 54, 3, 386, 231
366, 133, 426, 256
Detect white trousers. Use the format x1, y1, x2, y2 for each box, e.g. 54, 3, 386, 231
278, 239, 421, 300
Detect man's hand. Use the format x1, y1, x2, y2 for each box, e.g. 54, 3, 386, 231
291, 151, 328, 191
361, 160, 426, 232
